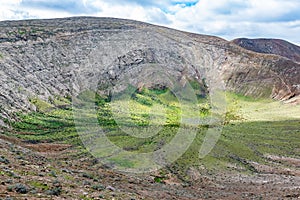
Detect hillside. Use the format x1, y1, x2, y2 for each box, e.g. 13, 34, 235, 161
0, 17, 300, 123
232, 38, 300, 63
0, 17, 300, 199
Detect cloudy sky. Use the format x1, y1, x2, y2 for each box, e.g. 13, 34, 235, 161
1, 0, 300, 45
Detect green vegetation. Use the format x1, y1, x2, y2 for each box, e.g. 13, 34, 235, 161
48, 95, 71, 107
29, 97, 54, 113
18, 28, 26, 35
2, 86, 300, 177
0, 156, 10, 164
7, 183, 28, 194
4, 109, 81, 153
45, 180, 62, 196
27, 181, 49, 190
154, 176, 164, 183
91, 184, 105, 191
226, 92, 300, 121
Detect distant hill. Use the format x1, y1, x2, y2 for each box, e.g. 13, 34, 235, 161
232, 38, 300, 63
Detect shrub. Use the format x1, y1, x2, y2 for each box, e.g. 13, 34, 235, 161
0, 156, 9, 164
154, 177, 163, 183
49, 170, 57, 177
7, 185, 14, 192
91, 184, 105, 191
45, 187, 61, 196
13, 183, 28, 194
45, 180, 62, 196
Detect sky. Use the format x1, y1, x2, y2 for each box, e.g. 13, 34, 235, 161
0, 0, 300, 45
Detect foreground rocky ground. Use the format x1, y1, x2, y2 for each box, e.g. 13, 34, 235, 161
1, 134, 299, 200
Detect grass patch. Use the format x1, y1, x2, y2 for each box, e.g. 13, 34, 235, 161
29, 97, 54, 112
3, 89, 300, 177
6, 108, 81, 147
18, 28, 26, 35
49, 96, 71, 107
28, 181, 49, 190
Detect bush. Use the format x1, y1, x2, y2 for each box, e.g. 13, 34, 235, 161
91, 184, 105, 191
12, 183, 28, 194
154, 177, 164, 183
49, 170, 57, 177
7, 185, 14, 192
45, 180, 62, 196
0, 156, 10, 164
45, 187, 61, 196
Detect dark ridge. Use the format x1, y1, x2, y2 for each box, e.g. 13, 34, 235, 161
232, 38, 300, 63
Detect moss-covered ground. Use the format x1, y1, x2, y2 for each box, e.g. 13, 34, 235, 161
1, 87, 299, 178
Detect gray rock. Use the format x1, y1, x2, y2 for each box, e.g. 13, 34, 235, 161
0, 17, 299, 122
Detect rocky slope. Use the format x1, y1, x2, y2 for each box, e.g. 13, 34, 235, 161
1, 134, 299, 199
1, 17, 300, 200
0, 17, 300, 122
232, 38, 300, 63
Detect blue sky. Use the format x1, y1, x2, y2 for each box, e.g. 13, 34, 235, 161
0, 0, 300, 45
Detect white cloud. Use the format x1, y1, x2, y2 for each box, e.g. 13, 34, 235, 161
0, 0, 25, 20
167, 0, 300, 44
0, 0, 67, 20
91, 2, 147, 21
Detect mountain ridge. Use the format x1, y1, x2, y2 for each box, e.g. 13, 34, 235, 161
232, 37, 300, 63
0, 17, 299, 122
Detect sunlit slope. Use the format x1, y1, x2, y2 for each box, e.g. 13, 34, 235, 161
226, 93, 300, 122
